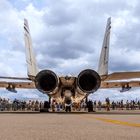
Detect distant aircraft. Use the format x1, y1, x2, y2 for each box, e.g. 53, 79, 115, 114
0, 17, 140, 110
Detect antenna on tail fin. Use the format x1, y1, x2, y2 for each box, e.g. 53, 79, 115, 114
98, 17, 111, 76
24, 19, 38, 79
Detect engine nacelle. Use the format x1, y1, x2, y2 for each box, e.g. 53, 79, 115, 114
77, 69, 101, 93
35, 70, 58, 93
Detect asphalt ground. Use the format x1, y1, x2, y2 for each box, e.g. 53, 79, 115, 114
0, 110, 140, 140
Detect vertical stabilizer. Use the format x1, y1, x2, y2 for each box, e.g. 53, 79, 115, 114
24, 19, 38, 79
98, 17, 111, 76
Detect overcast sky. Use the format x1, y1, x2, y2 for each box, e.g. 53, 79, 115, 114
0, 0, 140, 101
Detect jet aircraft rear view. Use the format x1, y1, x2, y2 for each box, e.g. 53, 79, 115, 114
1, 17, 140, 111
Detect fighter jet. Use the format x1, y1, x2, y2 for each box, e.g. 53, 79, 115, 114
0, 18, 140, 109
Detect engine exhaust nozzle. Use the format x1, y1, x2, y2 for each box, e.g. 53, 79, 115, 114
35, 70, 58, 93
77, 69, 101, 93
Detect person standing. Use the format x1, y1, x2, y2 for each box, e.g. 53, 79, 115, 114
106, 98, 110, 111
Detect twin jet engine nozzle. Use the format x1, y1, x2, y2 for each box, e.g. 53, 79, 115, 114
35, 69, 101, 94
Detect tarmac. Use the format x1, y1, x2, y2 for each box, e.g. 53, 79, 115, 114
0, 110, 140, 140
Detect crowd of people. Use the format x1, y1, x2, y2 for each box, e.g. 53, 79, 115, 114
0, 97, 140, 112
0, 98, 42, 111
85, 98, 140, 112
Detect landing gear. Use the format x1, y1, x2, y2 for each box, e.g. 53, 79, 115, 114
64, 97, 72, 112
65, 105, 71, 112
87, 101, 94, 112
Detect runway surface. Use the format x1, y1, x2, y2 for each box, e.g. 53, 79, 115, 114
0, 110, 140, 140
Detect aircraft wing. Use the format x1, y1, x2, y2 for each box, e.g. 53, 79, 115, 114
102, 72, 140, 81
100, 72, 140, 89
0, 76, 35, 92
0, 81, 35, 89
0, 76, 30, 80
101, 80, 140, 88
